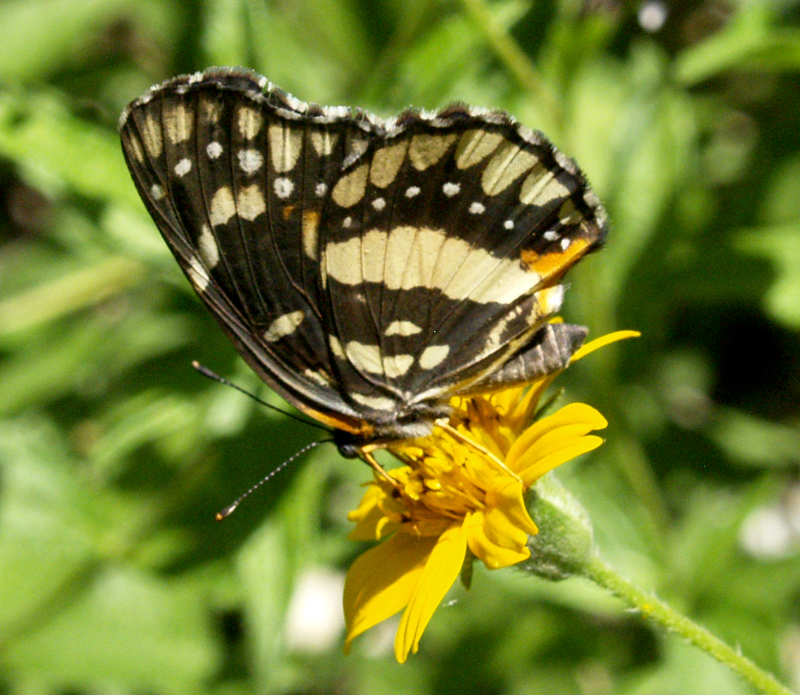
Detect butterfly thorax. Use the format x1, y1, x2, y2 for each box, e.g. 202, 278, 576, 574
332, 401, 449, 458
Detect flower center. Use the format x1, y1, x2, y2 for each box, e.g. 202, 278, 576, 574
386, 423, 521, 535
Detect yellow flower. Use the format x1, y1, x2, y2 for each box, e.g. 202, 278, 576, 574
343, 331, 638, 663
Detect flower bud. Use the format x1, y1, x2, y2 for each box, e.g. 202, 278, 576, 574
521, 473, 595, 580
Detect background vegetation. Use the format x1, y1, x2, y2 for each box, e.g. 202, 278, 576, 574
1, 0, 799, 693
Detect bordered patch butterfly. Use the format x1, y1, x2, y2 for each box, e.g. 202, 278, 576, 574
120, 68, 607, 465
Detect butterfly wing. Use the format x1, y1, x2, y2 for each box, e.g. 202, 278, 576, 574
313, 109, 607, 413
120, 69, 382, 438
120, 69, 607, 444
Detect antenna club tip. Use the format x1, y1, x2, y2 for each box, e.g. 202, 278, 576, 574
216, 502, 239, 520
192, 360, 201, 368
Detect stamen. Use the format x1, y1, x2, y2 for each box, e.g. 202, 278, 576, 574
435, 420, 524, 485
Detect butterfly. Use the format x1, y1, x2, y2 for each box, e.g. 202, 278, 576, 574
119, 67, 607, 464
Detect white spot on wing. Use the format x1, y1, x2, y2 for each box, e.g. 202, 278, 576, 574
238, 149, 264, 174
150, 183, 164, 200
274, 177, 294, 199
342, 340, 414, 379
372, 197, 386, 211
385, 320, 422, 336
201, 99, 221, 124
504, 220, 514, 230
350, 393, 396, 411
142, 115, 163, 158
302, 211, 319, 260
165, 103, 192, 144
482, 143, 538, 195
455, 130, 505, 169
207, 141, 223, 159
442, 182, 461, 197
174, 158, 192, 177
187, 257, 210, 291
419, 345, 450, 370
537, 285, 564, 314
315, 182, 327, 197
405, 186, 420, 198
469, 202, 485, 214
324, 226, 542, 304
409, 133, 458, 170
264, 311, 305, 343
303, 369, 331, 386
560, 238, 571, 250
238, 185, 266, 221
269, 124, 302, 173
198, 224, 219, 268
544, 230, 559, 241
384, 354, 415, 378
311, 130, 339, 156
345, 341, 383, 375
238, 107, 263, 139
332, 164, 368, 208
210, 186, 236, 226
329, 335, 345, 359
370, 141, 409, 188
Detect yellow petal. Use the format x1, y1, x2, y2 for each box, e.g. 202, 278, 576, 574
488, 385, 526, 418
518, 423, 603, 465
484, 478, 539, 541
464, 511, 532, 569
347, 483, 384, 523
506, 375, 556, 429
348, 486, 396, 541
519, 435, 605, 486
506, 403, 607, 470
343, 533, 436, 653
569, 330, 640, 364
395, 524, 466, 663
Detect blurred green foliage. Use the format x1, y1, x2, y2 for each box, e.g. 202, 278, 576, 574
0, 0, 799, 693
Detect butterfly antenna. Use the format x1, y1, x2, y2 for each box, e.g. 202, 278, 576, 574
191, 361, 330, 433
216, 439, 333, 520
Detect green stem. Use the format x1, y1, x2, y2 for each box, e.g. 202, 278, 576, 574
582, 554, 795, 695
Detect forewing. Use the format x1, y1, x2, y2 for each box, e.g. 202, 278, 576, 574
119, 69, 381, 435
317, 111, 607, 404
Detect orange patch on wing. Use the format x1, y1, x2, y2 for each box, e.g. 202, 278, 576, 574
296, 401, 374, 439
282, 204, 297, 220
520, 238, 591, 280
303, 209, 320, 229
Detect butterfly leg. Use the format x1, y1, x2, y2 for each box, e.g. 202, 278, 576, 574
359, 446, 402, 488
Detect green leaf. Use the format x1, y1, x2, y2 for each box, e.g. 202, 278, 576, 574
709, 407, 800, 468
736, 224, 800, 329
0, 90, 138, 204
0, 418, 102, 636
4, 568, 220, 694
675, 4, 800, 85
0, 0, 129, 81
